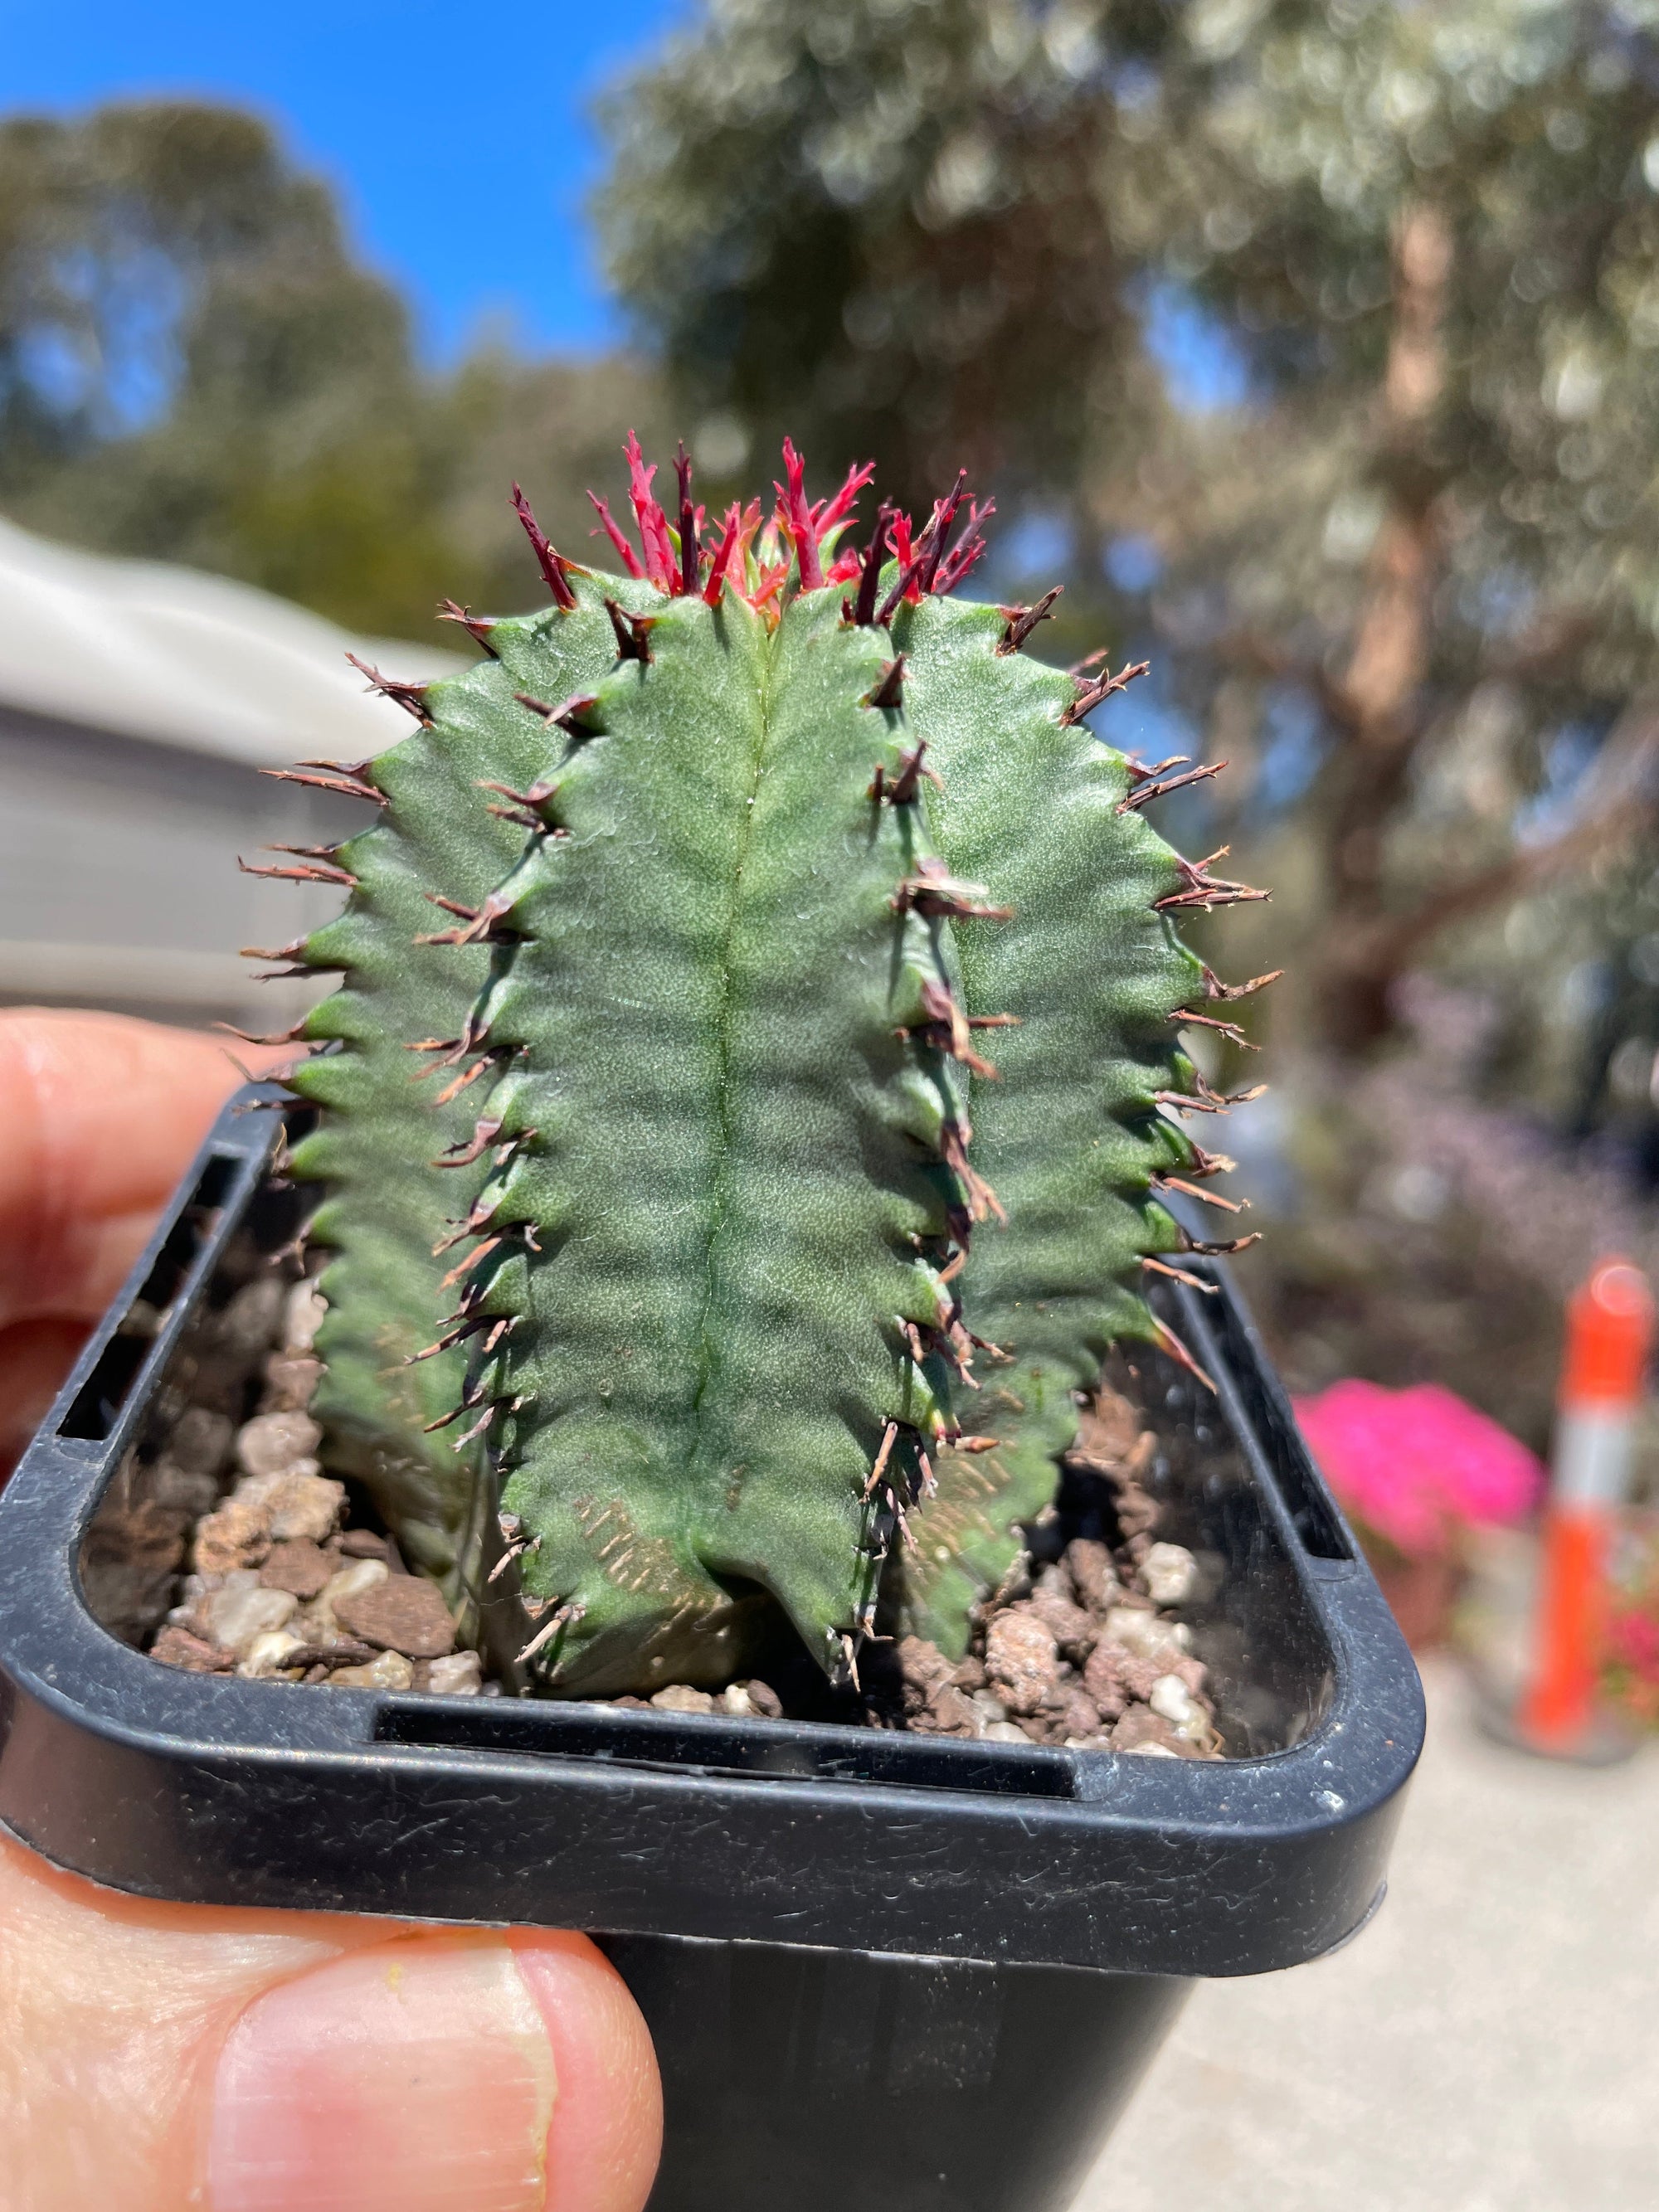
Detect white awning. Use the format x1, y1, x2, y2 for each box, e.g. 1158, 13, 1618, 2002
0, 515, 463, 766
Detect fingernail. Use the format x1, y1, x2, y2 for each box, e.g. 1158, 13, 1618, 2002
209, 1937, 556, 2212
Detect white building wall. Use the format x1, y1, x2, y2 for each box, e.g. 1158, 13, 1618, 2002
0, 520, 462, 1029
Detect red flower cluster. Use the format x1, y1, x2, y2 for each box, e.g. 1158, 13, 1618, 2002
576, 434, 993, 617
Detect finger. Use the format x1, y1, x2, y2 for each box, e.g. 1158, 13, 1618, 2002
0, 1826, 383, 2211
511, 1937, 667, 2212
0, 1830, 662, 2212
0, 1316, 89, 1480
0, 1009, 287, 1335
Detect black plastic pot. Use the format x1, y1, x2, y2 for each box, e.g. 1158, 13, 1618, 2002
0, 1091, 1423, 2210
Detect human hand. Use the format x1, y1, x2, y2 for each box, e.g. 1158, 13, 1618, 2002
0, 1010, 663, 2212
0, 1009, 289, 1480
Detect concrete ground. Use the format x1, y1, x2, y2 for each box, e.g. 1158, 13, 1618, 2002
1079, 1659, 1659, 2211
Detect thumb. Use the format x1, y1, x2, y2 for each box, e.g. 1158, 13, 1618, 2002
0, 1829, 661, 2212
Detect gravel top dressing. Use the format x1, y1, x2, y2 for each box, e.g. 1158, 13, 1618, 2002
103, 1257, 1225, 1758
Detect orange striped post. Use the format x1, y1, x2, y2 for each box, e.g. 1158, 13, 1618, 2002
1518, 1258, 1654, 1755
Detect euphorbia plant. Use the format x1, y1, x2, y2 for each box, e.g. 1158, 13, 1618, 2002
247, 438, 1264, 1695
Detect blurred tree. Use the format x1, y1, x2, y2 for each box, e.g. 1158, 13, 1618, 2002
0, 101, 449, 632
1153, 0, 1659, 1050
597, 0, 1659, 1053
436, 342, 675, 616
1567, 858, 1659, 1183
0, 100, 673, 638
594, 0, 1185, 514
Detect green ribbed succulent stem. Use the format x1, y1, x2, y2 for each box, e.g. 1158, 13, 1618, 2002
880, 596, 1204, 1652
458, 589, 974, 1690
284, 586, 652, 1598
267, 451, 1250, 1693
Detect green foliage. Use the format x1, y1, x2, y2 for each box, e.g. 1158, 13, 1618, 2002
0, 100, 674, 638
284, 590, 633, 1601
599, 0, 1659, 659
1146, 0, 1659, 690
594, 0, 1179, 512
280, 450, 1235, 1690
0, 101, 377, 473
598, 2, 1659, 1068
0, 101, 428, 633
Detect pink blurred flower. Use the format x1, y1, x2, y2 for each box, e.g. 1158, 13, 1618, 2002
1608, 1608, 1659, 1682
1292, 1379, 1545, 1561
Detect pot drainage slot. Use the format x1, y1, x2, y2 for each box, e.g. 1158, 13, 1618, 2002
377, 1701, 1078, 1798
59, 1151, 241, 1441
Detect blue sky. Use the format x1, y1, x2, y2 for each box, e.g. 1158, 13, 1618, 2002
1, 0, 688, 357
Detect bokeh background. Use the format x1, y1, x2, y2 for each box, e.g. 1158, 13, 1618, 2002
8, 0, 1659, 1475
6, 5, 1659, 2205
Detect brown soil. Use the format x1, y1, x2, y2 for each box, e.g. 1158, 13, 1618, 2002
139, 1274, 1219, 1755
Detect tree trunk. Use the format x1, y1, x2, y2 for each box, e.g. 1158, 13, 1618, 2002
1316, 202, 1451, 1053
